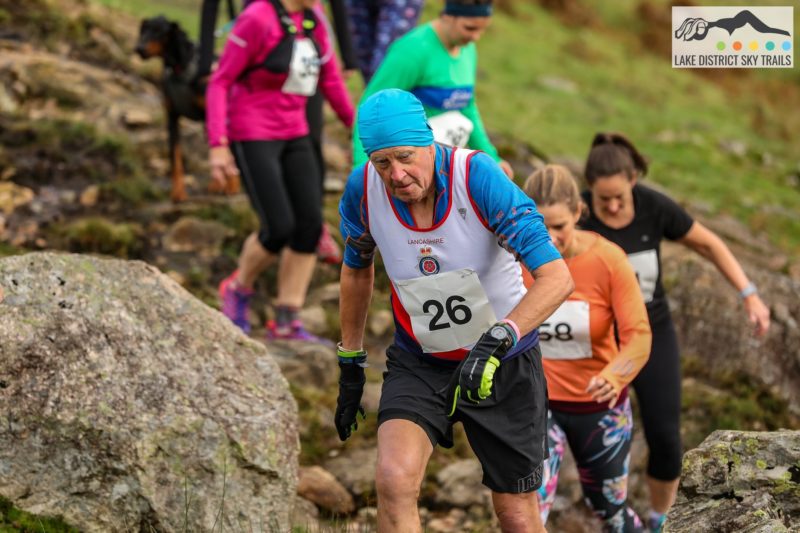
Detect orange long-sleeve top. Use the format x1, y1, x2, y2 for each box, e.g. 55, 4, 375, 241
523, 232, 652, 405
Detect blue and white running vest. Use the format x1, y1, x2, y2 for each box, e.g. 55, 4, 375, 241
365, 148, 526, 357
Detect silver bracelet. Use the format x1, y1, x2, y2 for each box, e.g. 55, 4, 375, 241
739, 282, 758, 299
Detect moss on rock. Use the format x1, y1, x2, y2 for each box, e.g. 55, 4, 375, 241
0, 495, 80, 533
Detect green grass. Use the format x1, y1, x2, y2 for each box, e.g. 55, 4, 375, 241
100, 176, 164, 205
91, 0, 205, 38
83, 0, 800, 254
191, 202, 258, 233
471, 1, 800, 252
397, 1, 800, 255
681, 355, 799, 448
51, 217, 145, 258
0, 242, 22, 258
2, 117, 144, 185
0, 496, 79, 533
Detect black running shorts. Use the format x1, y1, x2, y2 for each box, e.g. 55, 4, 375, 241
378, 344, 548, 493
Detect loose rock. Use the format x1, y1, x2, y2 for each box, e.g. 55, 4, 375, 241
325, 447, 378, 499
298, 466, 356, 515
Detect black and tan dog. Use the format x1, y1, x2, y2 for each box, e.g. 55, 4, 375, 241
135, 16, 238, 202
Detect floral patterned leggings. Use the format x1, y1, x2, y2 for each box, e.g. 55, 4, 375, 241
537, 398, 644, 533
344, 0, 425, 82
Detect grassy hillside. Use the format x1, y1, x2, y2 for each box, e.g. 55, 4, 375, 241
92, 0, 800, 257
1, 2, 797, 530
472, 0, 800, 253
91, 0, 203, 36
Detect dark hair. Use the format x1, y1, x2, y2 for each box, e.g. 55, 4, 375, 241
584, 132, 648, 185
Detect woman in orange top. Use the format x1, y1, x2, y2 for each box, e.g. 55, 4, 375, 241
522, 165, 651, 532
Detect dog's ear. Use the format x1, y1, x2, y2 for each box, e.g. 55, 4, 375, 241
150, 15, 170, 37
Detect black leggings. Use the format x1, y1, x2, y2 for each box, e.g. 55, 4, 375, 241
306, 90, 325, 196
232, 138, 322, 254
631, 317, 683, 481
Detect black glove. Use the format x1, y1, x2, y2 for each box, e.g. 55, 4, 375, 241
334, 345, 367, 441
443, 321, 517, 417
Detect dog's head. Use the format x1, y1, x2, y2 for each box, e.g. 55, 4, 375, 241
135, 16, 173, 59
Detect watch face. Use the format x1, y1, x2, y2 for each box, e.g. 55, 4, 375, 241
490, 326, 508, 341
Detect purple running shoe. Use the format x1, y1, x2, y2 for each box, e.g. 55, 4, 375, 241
219, 270, 253, 333
266, 319, 335, 346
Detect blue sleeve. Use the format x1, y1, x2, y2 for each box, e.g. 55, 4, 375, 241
467, 152, 561, 270
339, 165, 377, 268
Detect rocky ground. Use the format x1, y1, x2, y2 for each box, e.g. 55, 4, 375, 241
666, 429, 800, 532
1, 1, 799, 531
0, 253, 300, 532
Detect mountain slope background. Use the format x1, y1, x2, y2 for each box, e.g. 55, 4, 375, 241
0, 0, 799, 531
89, 0, 800, 254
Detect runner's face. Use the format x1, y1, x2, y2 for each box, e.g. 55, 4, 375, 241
444, 16, 491, 46
370, 145, 436, 203
590, 173, 636, 223
538, 202, 580, 255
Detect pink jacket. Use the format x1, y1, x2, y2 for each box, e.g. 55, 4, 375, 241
206, 0, 354, 146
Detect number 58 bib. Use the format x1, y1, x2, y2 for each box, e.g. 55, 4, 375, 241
540, 300, 592, 360
394, 268, 497, 353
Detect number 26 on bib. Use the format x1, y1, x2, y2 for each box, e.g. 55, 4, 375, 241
394, 268, 496, 353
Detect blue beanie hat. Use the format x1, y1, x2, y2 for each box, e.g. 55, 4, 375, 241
358, 89, 434, 156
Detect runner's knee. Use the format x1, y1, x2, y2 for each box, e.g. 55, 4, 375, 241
289, 212, 322, 253
375, 458, 422, 504
494, 493, 541, 532
495, 508, 531, 532
258, 219, 295, 253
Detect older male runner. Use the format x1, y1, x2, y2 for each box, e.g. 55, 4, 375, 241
336, 89, 573, 533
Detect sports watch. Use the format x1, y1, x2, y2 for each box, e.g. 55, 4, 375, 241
489, 323, 516, 350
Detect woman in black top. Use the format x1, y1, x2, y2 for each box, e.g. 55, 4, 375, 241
579, 132, 770, 532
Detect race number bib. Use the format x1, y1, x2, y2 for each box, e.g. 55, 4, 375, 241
394, 268, 496, 353
281, 39, 320, 96
626, 249, 659, 303
427, 111, 474, 148
540, 300, 591, 360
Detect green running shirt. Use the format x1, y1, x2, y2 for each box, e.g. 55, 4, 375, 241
352, 22, 500, 166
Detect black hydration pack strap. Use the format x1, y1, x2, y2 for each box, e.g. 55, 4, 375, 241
239, 0, 320, 79
226, 0, 238, 21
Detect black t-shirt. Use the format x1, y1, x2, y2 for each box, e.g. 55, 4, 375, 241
580, 184, 694, 325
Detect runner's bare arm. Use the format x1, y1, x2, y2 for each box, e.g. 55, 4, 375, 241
678, 221, 770, 336
506, 259, 574, 337
340, 263, 375, 350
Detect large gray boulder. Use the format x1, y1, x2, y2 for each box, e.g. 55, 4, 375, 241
665, 429, 800, 532
0, 252, 299, 532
